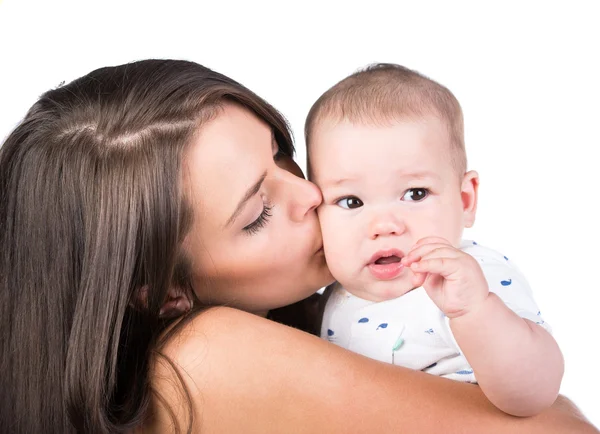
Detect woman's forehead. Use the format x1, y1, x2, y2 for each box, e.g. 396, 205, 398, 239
183, 105, 272, 219
189, 105, 268, 164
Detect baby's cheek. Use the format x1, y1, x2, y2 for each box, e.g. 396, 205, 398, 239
319, 217, 339, 257
319, 213, 356, 283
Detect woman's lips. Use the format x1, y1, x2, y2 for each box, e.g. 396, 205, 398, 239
367, 249, 405, 280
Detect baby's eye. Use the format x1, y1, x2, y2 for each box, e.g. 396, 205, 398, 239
336, 196, 364, 209
402, 188, 429, 202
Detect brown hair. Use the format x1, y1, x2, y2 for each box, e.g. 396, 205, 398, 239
0, 59, 294, 433
305, 63, 466, 175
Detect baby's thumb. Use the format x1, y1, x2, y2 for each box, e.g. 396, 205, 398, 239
411, 271, 427, 288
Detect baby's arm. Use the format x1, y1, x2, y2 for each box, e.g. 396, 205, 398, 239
450, 292, 563, 416
403, 237, 564, 416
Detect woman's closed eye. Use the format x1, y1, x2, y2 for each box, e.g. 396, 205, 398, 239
243, 202, 273, 235
335, 196, 363, 209
402, 188, 429, 202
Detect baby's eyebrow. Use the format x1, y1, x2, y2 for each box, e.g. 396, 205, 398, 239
317, 171, 441, 191
398, 170, 440, 180
317, 176, 359, 189
225, 171, 267, 228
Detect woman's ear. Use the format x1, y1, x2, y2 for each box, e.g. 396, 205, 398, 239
129, 285, 192, 318
159, 287, 192, 319
461, 170, 479, 228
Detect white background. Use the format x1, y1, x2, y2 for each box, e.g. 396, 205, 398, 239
1, 0, 598, 426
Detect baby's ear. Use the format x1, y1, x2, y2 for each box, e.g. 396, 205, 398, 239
461, 170, 479, 228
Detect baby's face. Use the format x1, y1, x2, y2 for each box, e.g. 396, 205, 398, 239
309, 116, 478, 302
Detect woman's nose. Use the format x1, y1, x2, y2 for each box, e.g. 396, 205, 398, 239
368, 211, 406, 240
283, 170, 322, 222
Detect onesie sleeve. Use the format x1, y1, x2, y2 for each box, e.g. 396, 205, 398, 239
460, 240, 551, 333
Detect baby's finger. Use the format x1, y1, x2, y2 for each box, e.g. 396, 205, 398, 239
404, 244, 459, 265
423, 272, 444, 292
411, 271, 427, 288
403, 243, 448, 265
410, 256, 461, 278
413, 236, 452, 248
418, 246, 463, 262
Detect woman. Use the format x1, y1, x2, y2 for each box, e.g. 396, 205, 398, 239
0, 59, 595, 433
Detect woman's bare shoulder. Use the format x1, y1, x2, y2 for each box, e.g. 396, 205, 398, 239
148, 307, 343, 432
153, 307, 279, 387
156, 306, 302, 366
147, 307, 598, 434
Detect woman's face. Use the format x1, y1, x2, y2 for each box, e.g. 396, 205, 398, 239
182, 104, 333, 314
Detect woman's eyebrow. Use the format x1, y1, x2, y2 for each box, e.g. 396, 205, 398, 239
225, 171, 267, 228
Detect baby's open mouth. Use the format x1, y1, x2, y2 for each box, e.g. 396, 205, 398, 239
368, 250, 406, 281
374, 255, 402, 265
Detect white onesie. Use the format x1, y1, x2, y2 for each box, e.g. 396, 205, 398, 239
320, 240, 550, 383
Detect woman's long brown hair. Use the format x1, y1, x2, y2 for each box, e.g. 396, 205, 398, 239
0, 59, 294, 433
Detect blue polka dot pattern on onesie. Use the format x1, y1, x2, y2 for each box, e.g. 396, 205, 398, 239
327, 329, 334, 336
424, 328, 434, 334
536, 312, 545, 325
377, 323, 388, 330
358, 317, 369, 323
456, 369, 474, 375
501, 279, 512, 286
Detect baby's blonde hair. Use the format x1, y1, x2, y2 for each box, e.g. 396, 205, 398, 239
305, 63, 466, 176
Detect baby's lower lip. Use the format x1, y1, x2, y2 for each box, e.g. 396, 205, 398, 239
368, 261, 405, 280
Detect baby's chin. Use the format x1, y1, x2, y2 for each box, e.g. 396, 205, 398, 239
342, 279, 416, 302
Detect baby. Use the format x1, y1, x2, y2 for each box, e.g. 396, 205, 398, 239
307, 64, 563, 416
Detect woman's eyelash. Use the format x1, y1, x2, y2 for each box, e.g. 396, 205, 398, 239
243, 203, 273, 235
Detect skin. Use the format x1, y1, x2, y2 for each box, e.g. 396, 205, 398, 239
149, 307, 595, 434
309, 116, 563, 416
181, 104, 332, 315
310, 116, 477, 302
143, 106, 596, 433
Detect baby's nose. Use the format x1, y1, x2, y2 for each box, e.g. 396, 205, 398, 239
369, 213, 405, 239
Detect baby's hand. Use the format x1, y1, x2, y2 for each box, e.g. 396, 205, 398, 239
402, 237, 488, 318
